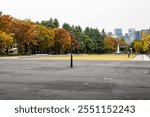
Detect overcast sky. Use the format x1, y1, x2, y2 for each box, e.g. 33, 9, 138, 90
0, 0, 150, 34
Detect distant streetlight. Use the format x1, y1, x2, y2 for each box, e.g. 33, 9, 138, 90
70, 32, 73, 68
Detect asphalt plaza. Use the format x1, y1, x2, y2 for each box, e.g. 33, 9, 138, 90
0, 57, 150, 100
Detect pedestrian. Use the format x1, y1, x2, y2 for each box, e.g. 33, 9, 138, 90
127, 52, 130, 58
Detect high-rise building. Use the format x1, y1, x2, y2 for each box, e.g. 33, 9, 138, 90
114, 28, 123, 36
123, 33, 130, 44
107, 32, 113, 36
142, 28, 150, 34
0, 11, 2, 16
128, 28, 135, 41
134, 31, 141, 40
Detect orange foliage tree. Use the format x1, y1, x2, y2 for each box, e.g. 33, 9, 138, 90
53, 28, 71, 54
104, 36, 117, 53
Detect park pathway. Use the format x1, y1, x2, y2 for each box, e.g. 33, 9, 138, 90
132, 54, 150, 61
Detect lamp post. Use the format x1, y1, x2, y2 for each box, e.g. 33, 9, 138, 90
70, 32, 73, 68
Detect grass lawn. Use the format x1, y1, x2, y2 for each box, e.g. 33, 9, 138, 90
32, 54, 136, 60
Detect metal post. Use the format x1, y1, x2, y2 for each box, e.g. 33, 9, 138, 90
70, 32, 73, 68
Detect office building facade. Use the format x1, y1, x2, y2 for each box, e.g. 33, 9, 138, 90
134, 31, 141, 40
114, 28, 123, 36
123, 34, 130, 44
128, 28, 135, 41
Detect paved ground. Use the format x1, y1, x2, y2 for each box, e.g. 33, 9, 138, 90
0, 59, 150, 100
132, 54, 150, 61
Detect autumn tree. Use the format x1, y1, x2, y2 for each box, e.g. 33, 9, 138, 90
0, 31, 13, 55
53, 28, 71, 54
143, 35, 150, 52
133, 40, 144, 53
141, 31, 148, 40
11, 19, 35, 54
104, 36, 117, 53
1, 13, 127, 55
0, 15, 13, 33
28, 25, 54, 54
118, 37, 129, 52
119, 38, 125, 44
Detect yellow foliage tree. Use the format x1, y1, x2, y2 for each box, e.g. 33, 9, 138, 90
0, 31, 13, 54
133, 40, 143, 53
143, 35, 150, 52
104, 36, 117, 53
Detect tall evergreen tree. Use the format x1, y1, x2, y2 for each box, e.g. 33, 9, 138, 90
40, 18, 55, 28
53, 18, 59, 28
62, 23, 71, 31
84, 27, 105, 53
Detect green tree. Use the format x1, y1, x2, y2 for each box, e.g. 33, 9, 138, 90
101, 29, 106, 37
83, 35, 95, 53
70, 26, 83, 53
40, 18, 59, 28
53, 18, 59, 28
84, 27, 104, 53
41, 18, 54, 28
62, 23, 72, 31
